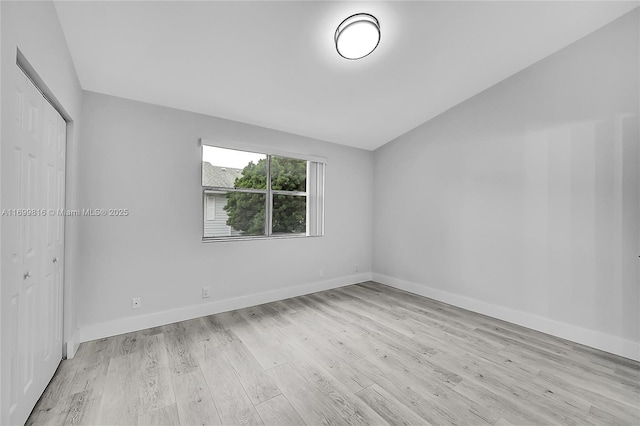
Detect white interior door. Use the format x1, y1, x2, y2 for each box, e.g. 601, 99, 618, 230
41, 92, 66, 386
1, 65, 66, 426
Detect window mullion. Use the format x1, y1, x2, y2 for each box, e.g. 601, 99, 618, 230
204, 187, 265, 194
271, 190, 307, 196
306, 161, 311, 236
266, 155, 273, 236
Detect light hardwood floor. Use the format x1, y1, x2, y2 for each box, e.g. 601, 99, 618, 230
27, 282, 640, 425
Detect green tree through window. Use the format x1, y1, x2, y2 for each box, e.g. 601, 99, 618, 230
224, 157, 307, 235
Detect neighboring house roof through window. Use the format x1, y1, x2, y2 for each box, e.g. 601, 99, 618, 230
202, 162, 243, 187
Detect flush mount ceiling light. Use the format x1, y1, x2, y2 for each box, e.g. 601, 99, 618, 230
335, 13, 380, 60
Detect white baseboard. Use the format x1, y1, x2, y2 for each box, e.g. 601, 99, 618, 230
77, 272, 372, 344
372, 273, 640, 362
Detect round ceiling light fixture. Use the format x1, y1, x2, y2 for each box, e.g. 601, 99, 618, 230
335, 13, 380, 60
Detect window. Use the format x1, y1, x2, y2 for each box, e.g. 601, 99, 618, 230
201, 141, 325, 240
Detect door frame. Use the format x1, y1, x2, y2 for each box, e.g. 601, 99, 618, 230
15, 51, 75, 358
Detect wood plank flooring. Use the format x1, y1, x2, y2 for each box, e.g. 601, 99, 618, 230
26, 282, 640, 425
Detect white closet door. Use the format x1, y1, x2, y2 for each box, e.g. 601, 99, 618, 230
1, 64, 30, 426
0, 65, 65, 426
41, 97, 65, 385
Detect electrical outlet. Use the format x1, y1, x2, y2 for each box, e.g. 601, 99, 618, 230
132, 297, 141, 310
202, 286, 211, 299
355, 264, 359, 272
319, 268, 324, 278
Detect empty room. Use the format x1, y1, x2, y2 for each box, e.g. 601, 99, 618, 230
1, 0, 639, 425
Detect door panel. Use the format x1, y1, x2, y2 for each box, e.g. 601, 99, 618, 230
41, 100, 65, 384
3, 69, 28, 423
43, 271, 54, 362
18, 67, 44, 424
24, 153, 38, 258
22, 282, 36, 393
55, 267, 64, 349
8, 295, 20, 416
10, 146, 23, 265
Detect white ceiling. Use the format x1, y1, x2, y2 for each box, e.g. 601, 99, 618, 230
54, 1, 638, 150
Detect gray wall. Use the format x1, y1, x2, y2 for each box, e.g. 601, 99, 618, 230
76, 91, 373, 339
373, 10, 639, 357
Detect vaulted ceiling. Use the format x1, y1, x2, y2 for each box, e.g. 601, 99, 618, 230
54, 1, 638, 150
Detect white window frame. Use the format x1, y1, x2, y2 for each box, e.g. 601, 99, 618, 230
201, 139, 326, 242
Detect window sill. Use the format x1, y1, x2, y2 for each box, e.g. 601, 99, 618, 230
201, 234, 323, 243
